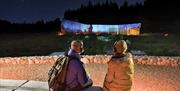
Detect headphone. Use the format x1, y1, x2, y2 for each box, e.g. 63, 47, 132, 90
113, 41, 118, 53
79, 40, 84, 52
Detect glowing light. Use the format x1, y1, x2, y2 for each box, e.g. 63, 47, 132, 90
61, 19, 141, 35
58, 32, 65, 36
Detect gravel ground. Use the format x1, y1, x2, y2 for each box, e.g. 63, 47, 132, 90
0, 64, 180, 91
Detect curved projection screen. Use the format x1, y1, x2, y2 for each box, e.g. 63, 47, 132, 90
61, 19, 141, 35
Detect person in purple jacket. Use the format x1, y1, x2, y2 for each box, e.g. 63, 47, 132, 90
65, 40, 93, 91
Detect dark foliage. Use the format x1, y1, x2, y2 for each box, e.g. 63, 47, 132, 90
64, 0, 180, 33
0, 18, 61, 33
0, 0, 180, 33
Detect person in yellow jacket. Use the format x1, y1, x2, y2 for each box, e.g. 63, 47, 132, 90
103, 40, 134, 91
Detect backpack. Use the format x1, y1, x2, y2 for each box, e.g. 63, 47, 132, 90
48, 55, 70, 91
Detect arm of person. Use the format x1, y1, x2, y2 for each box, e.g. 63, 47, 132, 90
105, 61, 115, 83
83, 78, 93, 88
74, 60, 93, 88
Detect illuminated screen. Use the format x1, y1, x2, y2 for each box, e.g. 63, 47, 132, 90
61, 19, 141, 35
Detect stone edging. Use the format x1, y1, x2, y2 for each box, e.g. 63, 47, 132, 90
0, 55, 180, 67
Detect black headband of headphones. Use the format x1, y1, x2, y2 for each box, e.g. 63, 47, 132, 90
76, 40, 83, 47
113, 41, 118, 52
113, 41, 118, 47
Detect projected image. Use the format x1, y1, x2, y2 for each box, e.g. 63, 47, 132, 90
61, 19, 141, 35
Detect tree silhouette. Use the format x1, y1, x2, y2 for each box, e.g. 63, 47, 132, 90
0, 18, 61, 33
64, 1, 142, 24
0, 0, 180, 33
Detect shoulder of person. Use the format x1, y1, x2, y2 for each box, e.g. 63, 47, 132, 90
125, 52, 133, 58
123, 52, 132, 60
68, 58, 78, 64
109, 56, 124, 64
69, 58, 84, 67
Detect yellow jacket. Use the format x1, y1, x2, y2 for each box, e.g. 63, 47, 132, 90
103, 53, 134, 91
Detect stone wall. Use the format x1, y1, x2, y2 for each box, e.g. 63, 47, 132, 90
0, 55, 180, 66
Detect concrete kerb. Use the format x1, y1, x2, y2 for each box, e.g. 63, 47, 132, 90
0, 79, 49, 91
0, 80, 102, 91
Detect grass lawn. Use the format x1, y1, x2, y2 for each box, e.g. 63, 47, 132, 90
0, 32, 68, 57
0, 32, 179, 57
128, 33, 180, 56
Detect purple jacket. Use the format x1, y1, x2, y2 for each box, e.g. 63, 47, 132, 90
65, 49, 88, 90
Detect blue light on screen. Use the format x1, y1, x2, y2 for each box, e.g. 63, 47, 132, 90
61, 19, 141, 34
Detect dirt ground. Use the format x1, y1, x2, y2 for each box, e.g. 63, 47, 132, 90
0, 64, 180, 91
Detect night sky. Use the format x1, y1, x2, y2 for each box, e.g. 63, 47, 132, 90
0, 0, 144, 23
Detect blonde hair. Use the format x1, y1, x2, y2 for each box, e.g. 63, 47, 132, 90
113, 40, 127, 54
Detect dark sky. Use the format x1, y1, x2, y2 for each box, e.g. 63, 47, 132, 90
0, 0, 144, 23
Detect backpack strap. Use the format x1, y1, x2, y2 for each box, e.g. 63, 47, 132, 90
48, 55, 70, 91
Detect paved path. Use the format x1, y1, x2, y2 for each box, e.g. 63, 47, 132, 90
0, 79, 102, 91
0, 79, 48, 91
